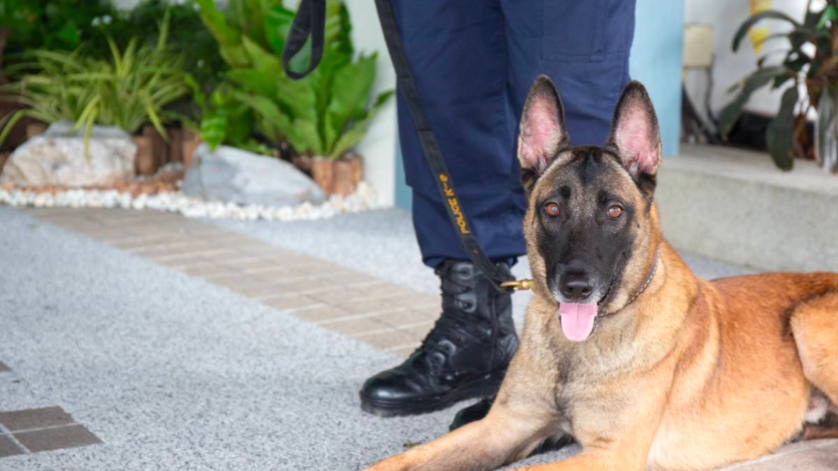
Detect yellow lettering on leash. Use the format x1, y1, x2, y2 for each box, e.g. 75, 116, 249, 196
439, 174, 470, 234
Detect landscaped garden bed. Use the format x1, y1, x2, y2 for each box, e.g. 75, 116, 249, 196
0, 0, 390, 220
0, 166, 380, 221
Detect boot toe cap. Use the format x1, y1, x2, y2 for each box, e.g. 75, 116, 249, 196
359, 368, 427, 403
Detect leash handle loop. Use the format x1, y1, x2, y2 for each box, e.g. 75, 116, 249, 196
281, 0, 326, 80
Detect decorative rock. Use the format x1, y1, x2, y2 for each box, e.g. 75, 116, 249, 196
183, 144, 326, 207
0, 122, 137, 187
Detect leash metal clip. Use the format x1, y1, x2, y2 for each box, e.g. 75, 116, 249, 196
500, 279, 534, 291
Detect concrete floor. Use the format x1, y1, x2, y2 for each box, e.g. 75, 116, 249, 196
0, 206, 576, 470
0, 206, 834, 470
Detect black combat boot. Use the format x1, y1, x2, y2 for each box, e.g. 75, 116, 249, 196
359, 260, 518, 417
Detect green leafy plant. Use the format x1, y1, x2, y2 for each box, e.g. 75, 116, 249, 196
720, 0, 836, 170
186, 80, 273, 155
0, 10, 192, 154
196, 0, 392, 158
117, 0, 228, 90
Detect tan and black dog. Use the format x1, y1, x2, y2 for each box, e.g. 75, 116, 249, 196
364, 77, 838, 471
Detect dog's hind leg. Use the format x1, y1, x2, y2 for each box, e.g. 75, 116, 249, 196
790, 291, 838, 438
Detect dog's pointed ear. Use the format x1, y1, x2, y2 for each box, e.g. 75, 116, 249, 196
606, 81, 662, 178
518, 76, 570, 181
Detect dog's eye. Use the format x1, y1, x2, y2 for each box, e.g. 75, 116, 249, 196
543, 202, 560, 217
607, 205, 623, 220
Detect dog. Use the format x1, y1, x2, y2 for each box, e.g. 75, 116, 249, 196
364, 77, 838, 471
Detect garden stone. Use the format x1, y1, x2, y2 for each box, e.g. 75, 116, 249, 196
182, 144, 326, 207
0, 122, 136, 187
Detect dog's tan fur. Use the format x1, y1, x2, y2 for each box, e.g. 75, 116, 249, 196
364, 80, 838, 471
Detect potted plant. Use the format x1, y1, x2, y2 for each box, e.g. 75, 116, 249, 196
720, 0, 838, 173
0, 0, 117, 151
196, 0, 392, 195
0, 10, 193, 177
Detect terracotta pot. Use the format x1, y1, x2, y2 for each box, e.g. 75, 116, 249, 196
25, 122, 47, 140
181, 129, 201, 169
345, 152, 363, 184
133, 135, 155, 176
332, 159, 355, 196
142, 125, 168, 171
311, 157, 335, 194
168, 128, 184, 164
310, 154, 364, 196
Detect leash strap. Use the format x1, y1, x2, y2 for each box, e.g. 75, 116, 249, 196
282, 0, 515, 292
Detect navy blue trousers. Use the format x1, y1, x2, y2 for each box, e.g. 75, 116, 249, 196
393, 0, 636, 268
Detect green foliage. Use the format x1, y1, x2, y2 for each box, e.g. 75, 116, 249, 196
0, 10, 192, 156
721, 0, 838, 170
766, 86, 799, 170
195, 0, 391, 158
0, 1, 226, 91
186, 80, 270, 155
0, 0, 116, 57
114, 0, 228, 89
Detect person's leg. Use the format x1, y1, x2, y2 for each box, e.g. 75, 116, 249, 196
359, 0, 521, 417
450, 0, 637, 429
502, 0, 635, 145
392, 0, 527, 267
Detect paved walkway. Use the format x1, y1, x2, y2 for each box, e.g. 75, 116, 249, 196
0, 206, 834, 470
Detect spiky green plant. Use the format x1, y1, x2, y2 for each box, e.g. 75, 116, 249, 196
0, 10, 192, 155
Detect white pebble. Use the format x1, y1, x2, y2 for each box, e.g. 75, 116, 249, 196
0, 182, 380, 222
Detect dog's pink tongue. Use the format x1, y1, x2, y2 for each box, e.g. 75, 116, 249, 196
559, 303, 598, 342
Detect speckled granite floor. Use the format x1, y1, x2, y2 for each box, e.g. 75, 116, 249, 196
0, 205, 834, 470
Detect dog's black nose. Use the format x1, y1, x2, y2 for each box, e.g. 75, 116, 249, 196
560, 271, 593, 301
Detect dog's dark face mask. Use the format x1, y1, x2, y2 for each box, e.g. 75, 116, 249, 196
517, 76, 662, 342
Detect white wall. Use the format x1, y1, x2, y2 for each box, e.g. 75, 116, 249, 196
344, 1, 397, 207
684, 0, 816, 121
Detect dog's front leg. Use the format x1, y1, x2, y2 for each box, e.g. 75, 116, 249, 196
364, 405, 554, 471
512, 423, 658, 471
515, 450, 643, 471
514, 368, 671, 471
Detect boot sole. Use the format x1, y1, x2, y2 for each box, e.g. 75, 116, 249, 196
359, 369, 506, 418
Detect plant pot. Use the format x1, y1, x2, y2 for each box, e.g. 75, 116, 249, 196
310, 157, 335, 194
133, 135, 155, 176
310, 154, 363, 196
181, 129, 201, 169
26, 122, 47, 140
815, 88, 838, 174
346, 152, 363, 183
142, 124, 168, 172
168, 127, 184, 164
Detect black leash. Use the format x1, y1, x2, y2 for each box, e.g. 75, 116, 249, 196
283, 0, 516, 293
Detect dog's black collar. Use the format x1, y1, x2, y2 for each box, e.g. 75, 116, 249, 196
623, 249, 661, 309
